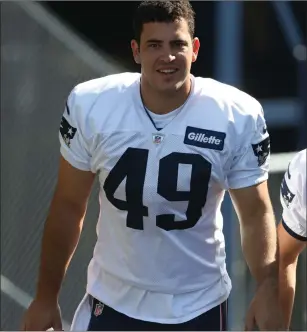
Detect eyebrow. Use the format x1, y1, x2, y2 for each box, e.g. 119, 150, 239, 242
146, 39, 163, 44
172, 39, 188, 45
146, 39, 188, 44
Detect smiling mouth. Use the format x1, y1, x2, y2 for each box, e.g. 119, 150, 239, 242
157, 69, 178, 75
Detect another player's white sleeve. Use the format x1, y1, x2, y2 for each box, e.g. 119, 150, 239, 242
227, 103, 270, 189
59, 88, 92, 172
280, 150, 306, 241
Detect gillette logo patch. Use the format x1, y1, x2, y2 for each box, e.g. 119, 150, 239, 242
184, 126, 226, 151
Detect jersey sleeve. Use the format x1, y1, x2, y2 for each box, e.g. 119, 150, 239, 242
280, 151, 306, 241
59, 88, 92, 171
227, 103, 270, 189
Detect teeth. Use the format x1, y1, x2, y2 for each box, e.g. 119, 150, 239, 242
159, 69, 176, 73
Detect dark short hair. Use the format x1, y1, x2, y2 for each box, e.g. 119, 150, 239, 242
133, 0, 195, 43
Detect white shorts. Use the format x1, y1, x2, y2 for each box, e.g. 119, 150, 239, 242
70, 293, 92, 331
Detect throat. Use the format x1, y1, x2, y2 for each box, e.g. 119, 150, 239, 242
148, 97, 184, 115
145, 107, 182, 130
140, 78, 192, 115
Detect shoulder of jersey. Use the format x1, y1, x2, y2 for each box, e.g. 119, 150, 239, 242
193, 77, 263, 118
70, 72, 140, 106
289, 149, 306, 178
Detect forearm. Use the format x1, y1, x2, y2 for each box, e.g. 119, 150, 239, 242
279, 258, 298, 329
241, 210, 278, 285
36, 197, 85, 302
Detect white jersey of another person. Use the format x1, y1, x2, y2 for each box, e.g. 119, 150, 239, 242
59, 72, 270, 327
280, 149, 306, 241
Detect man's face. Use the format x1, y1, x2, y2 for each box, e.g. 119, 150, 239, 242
131, 18, 200, 93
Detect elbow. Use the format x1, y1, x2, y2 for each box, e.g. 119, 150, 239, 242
249, 195, 274, 218
239, 203, 274, 229
231, 193, 274, 224
279, 251, 299, 269
46, 195, 87, 232
51, 190, 88, 217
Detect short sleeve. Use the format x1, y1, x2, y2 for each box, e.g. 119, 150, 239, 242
59, 88, 92, 171
227, 104, 270, 189
280, 151, 306, 241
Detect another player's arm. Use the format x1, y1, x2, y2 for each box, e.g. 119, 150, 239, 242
35, 156, 95, 303
277, 155, 306, 329
277, 222, 305, 329
229, 181, 279, 287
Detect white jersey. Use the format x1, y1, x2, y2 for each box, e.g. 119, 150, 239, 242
280, 149, 306, 241
59, 72, 270, 324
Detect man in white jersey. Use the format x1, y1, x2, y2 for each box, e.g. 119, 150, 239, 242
278, 149, 306, 329
21, 1, 285, 331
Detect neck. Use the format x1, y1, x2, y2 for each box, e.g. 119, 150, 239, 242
140, 76, 192, 115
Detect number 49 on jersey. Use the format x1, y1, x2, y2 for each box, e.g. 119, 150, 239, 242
103, 147, 212, 231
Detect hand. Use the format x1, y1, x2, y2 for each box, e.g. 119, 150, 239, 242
245, 277, 286, 331
20, 298, 63, 331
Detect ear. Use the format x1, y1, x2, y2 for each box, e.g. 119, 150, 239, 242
192, 37, 200, 63
131, 39, 141, 64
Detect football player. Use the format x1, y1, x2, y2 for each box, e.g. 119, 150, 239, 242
21, 1, 285, 331
278, 149, 306, 329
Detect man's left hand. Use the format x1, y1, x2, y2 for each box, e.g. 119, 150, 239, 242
245, 277, 286, 331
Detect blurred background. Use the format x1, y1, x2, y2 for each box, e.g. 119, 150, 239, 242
1, 1, 306, 330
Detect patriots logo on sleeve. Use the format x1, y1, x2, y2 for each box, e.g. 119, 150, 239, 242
251, 136, 270, 166
280, 176, 295, 207
60, 116, 77, 148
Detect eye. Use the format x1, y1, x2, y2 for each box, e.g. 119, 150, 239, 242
148, 43, 160, 49
174, 41, 186, 48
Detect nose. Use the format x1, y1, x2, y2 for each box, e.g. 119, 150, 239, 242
161, 54, 176, 63
160, 47, 176, 63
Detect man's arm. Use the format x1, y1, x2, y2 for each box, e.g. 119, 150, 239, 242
35, 156, 96, 303
277, 149, 306, 328
229, 180, 278, 285
229, 180, 286, 330
277, 222, 305, 329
